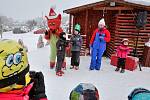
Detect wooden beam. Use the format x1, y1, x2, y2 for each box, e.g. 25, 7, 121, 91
73, 15, 76, 34
85, 9, 88, 47
69, 14, 72, 34
93, 7, 133, 10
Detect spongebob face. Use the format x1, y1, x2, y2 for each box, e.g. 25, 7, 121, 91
2, 51, 24, 78
0, 39, 28, 80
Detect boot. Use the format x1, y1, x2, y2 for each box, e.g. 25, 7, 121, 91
60, 70, 64, 74
70, 66, 74, 69
120, 69, 125, 73
56, 71, 62, 76
74, 66, 79, 70
115, 67, 120, 72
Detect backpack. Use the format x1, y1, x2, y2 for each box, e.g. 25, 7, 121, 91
70, 83, 99, 100
128, 88, 150, 100
0, 83, 33, 100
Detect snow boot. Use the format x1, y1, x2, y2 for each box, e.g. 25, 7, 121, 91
74, 66, 79, 70
70, 66, 74, 69
120, 69, 125, 73
115, 67, 120, 72
60, 70, 64, 74
56, 71, 62, 76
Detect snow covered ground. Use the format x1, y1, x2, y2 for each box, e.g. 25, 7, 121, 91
2, 31, 150, 100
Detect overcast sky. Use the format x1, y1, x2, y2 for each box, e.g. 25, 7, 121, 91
0, 0, 100, 21
0, 0, 149, 21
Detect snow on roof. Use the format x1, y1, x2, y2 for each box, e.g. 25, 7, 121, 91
64, 0, 150, 11
64, 0, 102, 10
125, 0, 150, 6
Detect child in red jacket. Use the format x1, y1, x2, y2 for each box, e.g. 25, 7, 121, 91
115, 39, 130, 73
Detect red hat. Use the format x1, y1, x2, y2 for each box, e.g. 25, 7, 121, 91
48, 8, 57, 19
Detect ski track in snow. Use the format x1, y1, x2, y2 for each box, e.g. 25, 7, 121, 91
2, 31, 150, 100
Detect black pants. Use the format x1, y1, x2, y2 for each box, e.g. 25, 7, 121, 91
56, 51, 65, 72
117, 58, 126, 69
71, 51, 80, 66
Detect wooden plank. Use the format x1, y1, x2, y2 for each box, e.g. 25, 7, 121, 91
116, 22, 135, 26
69, 14, 72, 34
116, 25, 136, 29
93, 7, 133, 11
116, 19, 135, 23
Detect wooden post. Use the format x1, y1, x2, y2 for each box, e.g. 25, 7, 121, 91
73, 15, 76, 34
69, 14, 72, 34
85, 9, 88, 47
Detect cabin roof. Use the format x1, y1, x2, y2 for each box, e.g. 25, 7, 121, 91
63, 0, 150, 14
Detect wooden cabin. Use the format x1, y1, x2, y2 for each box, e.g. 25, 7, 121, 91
63, 0, 150, 60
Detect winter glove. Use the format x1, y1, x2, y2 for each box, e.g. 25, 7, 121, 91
44, 30, 50, 40
45, 30, 48, 35
29, 71, 47, 100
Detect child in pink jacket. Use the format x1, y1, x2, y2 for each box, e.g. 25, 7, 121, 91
115, 39, 130, 73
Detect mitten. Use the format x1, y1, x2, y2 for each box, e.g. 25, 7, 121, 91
29, 71, 47, 100
45, 30, 48, 35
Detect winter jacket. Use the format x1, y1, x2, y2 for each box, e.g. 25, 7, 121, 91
0, 71, 48, 100
0, 83, 47, 100
116, 44, 130, 58
90, 28, 110, 46
56, 38, 68, 55
70, 34, 83, 51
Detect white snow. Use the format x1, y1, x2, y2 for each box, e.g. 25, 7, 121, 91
125, 0, 150, 6
64, 0, 150, 11
2, 31, 150, 100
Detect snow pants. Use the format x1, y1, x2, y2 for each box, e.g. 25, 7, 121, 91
90, 42, 106, 70
71, 51, 80, 66
56, 51, 65, 72
117, 58, 126, 69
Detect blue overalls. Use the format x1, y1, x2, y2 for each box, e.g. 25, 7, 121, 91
90, 32, 106, 70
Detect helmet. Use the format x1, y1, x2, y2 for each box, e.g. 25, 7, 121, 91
75, 24, 81, 32
0, 39, 30, 92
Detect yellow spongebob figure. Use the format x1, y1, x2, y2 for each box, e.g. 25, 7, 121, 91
0, 39, 31, 92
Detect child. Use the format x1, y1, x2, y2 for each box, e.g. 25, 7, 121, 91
0, 39, 47, 100
56, 32, 68, 76
70, 24, 83, 70
115, 38, 130, 73
37, 35, 44, 48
